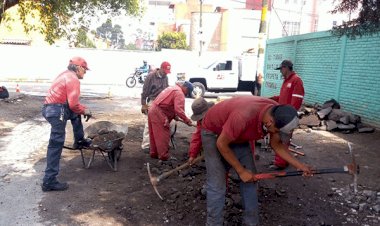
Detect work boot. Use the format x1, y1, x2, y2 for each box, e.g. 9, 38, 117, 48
142, 148, 150, 154
158, 156, 178, 166
73, 138, 92, 149
41, 181, 69, 192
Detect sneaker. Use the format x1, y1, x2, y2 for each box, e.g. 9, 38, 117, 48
41, 181, 69, 192
73, 138, 92, 149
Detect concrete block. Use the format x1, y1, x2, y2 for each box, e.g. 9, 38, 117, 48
349, 114, 361, 124
358, 127, 375, 133
299, 114, 321, 127
322, 99, 340, 109
337, 123, 356, 130
328, 109, 345, 121
339, 116, 350, 125
325, 120, 338, 131
317, 107, 332, 119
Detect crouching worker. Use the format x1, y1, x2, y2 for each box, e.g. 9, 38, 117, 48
41, 57, 92, 192
188, 97, 214, 165
148, 81, 194, 161
200, 96, 313, 226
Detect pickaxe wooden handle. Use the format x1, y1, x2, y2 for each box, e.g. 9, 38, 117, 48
158, 155, 204, 182
255, 163, 359, 180
147, 155, 205, 200
257, 143, 359, 182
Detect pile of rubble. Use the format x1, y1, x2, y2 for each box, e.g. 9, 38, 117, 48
299, 99, 375, 133
332, 185, 380, 225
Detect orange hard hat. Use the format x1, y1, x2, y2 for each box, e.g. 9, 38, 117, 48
69, 57, 90, 70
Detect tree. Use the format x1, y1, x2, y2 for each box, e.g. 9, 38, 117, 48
331, 0, 380, 38
96, 19, 126, 49
75, 27, 96, 48
0, 0, 141, 44
157, 32, 188, 50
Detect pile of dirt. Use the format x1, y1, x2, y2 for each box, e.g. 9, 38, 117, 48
0, 93, 44, 135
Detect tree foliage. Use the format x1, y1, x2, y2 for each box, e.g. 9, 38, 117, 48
0, 0, 141, 44
157, 32, 188, 50
331, 0, 380, 38
96, 19, 125, 49
75, 27, 96, 48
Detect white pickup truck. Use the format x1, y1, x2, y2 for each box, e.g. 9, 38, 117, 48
178, 54, 259, 97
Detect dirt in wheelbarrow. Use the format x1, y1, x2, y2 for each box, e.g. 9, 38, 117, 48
1, 93, 380, 226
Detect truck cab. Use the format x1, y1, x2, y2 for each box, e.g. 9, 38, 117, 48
179, 54, 258, 97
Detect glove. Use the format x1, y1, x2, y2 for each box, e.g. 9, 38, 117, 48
141, 104, 149, 114
84, 109, 92, 122
186, 119, 194, 127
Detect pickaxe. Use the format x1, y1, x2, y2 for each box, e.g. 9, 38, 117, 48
147, 155, 204, 200
255, 143, 359, 193
147, 143, 359, 200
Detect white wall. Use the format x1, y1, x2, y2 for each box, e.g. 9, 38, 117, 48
0, 45, 208, 86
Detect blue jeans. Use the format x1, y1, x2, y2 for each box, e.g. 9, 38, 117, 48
42, 104, 84, 184
201, 130, 258, 226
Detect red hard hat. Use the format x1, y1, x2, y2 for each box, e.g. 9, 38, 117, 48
69, 57, 90, 70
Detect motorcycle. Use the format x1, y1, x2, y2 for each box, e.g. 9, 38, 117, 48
125, 68, 148, 88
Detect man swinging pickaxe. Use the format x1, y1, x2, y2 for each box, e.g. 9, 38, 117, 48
147, 143, 359, 200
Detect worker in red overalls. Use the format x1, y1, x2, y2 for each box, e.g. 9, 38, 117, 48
148, 81, 194, 161
270, 59, 305, 169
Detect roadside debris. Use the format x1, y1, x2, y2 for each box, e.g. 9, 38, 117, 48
299, 99, 375, 133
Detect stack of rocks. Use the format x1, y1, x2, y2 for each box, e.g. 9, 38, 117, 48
299, 99, 375, 133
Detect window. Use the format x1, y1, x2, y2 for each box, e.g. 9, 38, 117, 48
282, 21, 300, 37
225, 61, 232, 70
215, 61, 232, 71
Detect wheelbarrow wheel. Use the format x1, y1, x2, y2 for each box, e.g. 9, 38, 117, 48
108, 148, 122, 162
107, 148, 122, 171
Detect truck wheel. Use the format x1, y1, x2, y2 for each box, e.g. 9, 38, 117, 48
191, 82, 206, 98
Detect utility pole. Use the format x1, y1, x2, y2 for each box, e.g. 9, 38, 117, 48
255, 0, 269, 96
199, 0, 203, 57
258, 0, 268, 56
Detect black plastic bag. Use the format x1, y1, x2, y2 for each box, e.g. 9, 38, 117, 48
0, 86, 9, 99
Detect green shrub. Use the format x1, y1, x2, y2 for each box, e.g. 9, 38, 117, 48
157, 32, 188, 50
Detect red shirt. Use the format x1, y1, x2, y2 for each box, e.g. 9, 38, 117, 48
189, 121, 202, 158
272, 72, 304, 110
203, 96, 276, 142
44, 70, 86, 114
153, 85, 191, 123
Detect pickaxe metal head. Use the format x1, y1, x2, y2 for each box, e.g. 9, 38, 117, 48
347, 142, 359, 193
147, 163, 164, 200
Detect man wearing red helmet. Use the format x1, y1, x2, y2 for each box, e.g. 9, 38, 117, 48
140, 61, 171, 153
41, 56, 92, 192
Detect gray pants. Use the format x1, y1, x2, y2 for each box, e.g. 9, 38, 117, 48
202, 129, 259, 226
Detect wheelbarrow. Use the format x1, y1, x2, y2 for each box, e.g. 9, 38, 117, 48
81, 121, 127, 171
